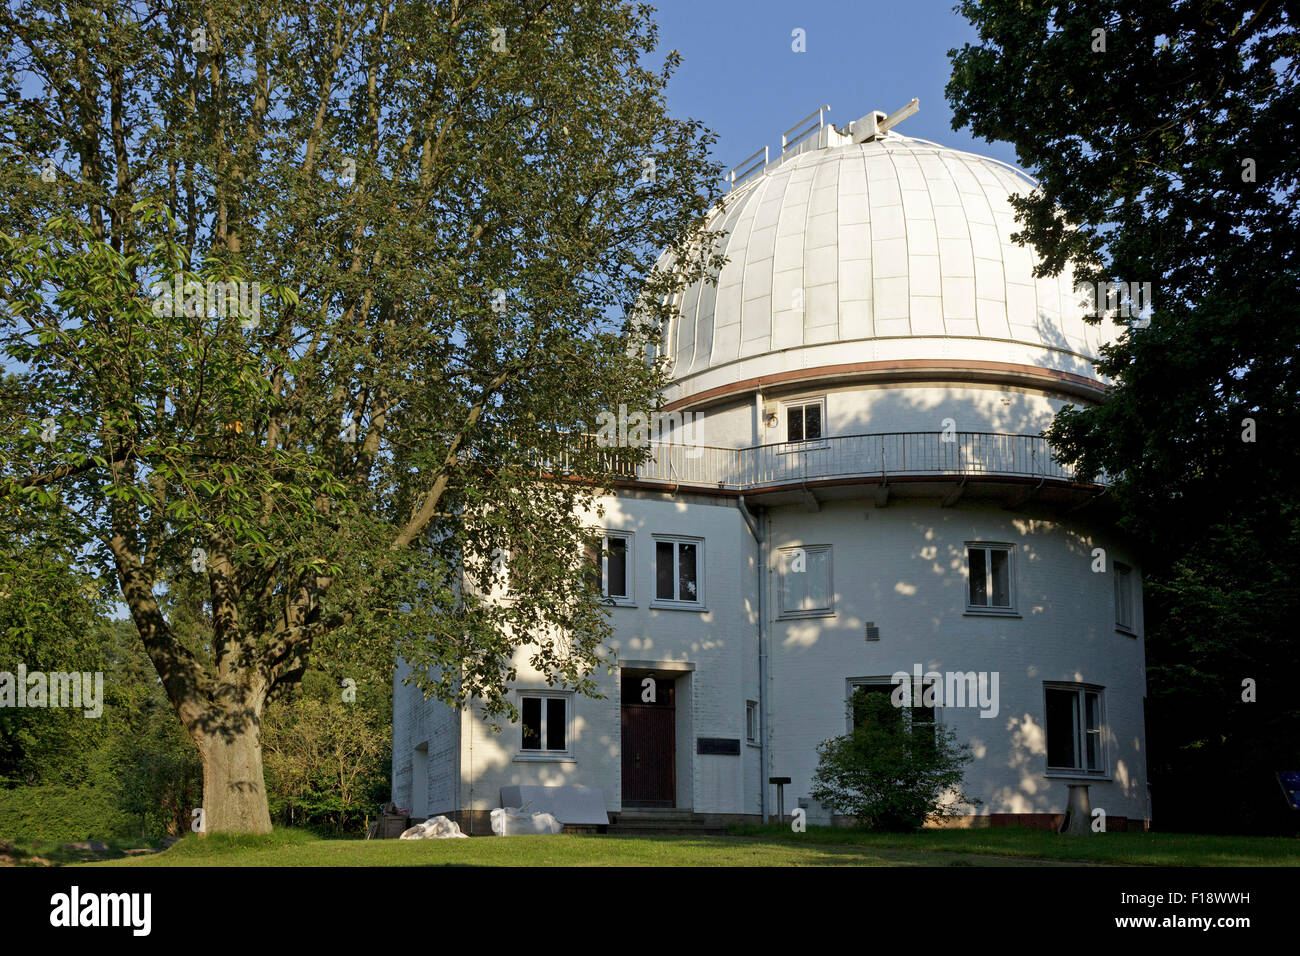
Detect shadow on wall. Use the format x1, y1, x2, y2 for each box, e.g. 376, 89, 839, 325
463, 493, 747, 790
832, 385, 1065, 439
974, 710, 1141, 815
1033, 301, 1122, 383
772, 504, 1142, 815
780, 506, 1123, 652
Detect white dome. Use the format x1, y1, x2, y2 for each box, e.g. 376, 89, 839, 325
662, 128, 1115, 396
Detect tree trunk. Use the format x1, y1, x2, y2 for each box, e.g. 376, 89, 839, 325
195, 717, 273, 835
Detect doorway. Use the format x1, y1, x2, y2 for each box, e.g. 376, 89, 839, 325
621, 672, 676, 807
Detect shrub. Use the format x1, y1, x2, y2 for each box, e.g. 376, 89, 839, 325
811, 688, 979, 831
0, 785, 136, 842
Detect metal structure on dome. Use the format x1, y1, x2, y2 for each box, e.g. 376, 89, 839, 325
726, 99, 922, 191
726, 145, 769, 191
847, 98, 919, 142
782, 104, 831, 153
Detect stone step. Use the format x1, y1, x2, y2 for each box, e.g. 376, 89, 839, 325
606, 824, 728, 837
607, 810, 727, 836
614, 810, 693, 821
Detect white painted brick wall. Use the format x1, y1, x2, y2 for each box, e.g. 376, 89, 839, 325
392, 659, 460, 816
453, 491, 758, 817
392, 452, 1147, 825
766, 498, 1147, 824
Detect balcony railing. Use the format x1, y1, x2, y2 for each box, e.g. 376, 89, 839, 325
604, 431, 1091, 490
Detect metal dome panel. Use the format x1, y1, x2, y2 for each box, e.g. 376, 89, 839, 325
663, 132, 1115, 387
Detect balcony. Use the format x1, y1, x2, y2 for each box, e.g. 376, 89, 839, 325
612, 431, 1097, 492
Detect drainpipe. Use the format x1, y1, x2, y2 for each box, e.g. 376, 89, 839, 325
738, 494, 769, 823
466, 703, 474, 836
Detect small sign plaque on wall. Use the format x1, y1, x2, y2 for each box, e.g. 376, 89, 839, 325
697, 737, 741, 755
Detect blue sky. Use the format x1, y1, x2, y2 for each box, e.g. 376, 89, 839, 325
649, 0, 1023, 179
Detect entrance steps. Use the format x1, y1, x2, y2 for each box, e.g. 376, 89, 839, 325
607, 809, 728, 837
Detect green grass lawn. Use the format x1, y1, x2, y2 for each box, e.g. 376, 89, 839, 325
70, 825, 1299, 867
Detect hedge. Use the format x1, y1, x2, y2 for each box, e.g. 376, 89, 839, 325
0, 785, 137, 842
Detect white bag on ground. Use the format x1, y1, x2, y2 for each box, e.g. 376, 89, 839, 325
399, 815, 469, 839
490, 806, 563, 836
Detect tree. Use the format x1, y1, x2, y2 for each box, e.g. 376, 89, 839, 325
0, 0, 722, 833
0, 435, 110, 791
810, 689, 978, 832
261, 670, 389, 835
947, 1, 1300, 831
0, 519, 107, 789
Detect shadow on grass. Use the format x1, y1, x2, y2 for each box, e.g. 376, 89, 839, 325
723, 824, 1300, 866
2, 835, 161, 867
75, 825, 1300, 867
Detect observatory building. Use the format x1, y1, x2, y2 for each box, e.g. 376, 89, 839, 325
393, 104, 1150, 832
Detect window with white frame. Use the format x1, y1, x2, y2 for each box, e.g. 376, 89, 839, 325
777, 545, 833, 617
1045, 684, 1105, 774
586, 532, 632, 603
847, 679, 937, 750
784, 398, 825, 443
746, 700, 759, 744
654, 536, 702, 605
966, 543, 1015, 612
1114, 562, 1134, 632
520, 693, 571, 755
490, 546, 515, 597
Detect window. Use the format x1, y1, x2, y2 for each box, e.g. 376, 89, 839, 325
1114, 562, 1134, 632
848, 680, 937, 751
587, 532, 632, 603
520, 694, 570, 755
746, 700, 759, 743
777, 545, 833, 617
653, 536, 702, 606
1045, 685, 1105, 774
785, 399, 824, 443
490, 547, 516, 597
966, 543, 1014, 612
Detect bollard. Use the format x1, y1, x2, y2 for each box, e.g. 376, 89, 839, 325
769, 776, 791, 824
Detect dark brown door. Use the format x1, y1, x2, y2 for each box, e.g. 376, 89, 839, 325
621, 675, 675, 807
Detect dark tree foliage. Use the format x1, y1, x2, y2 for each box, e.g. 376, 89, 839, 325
948, 0, 1299, 832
